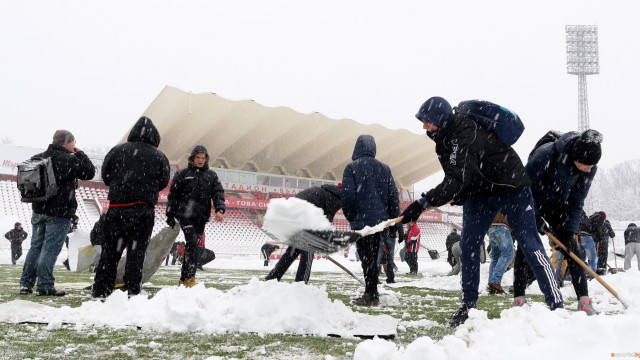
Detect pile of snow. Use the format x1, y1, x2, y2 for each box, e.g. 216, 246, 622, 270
262, 197, 333, 240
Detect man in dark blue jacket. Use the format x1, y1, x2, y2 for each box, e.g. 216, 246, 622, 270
166, 145, 225, 287
19, 130, 95, 296
265, 184, 342, 284
401, 97, 563, 326
92, 117, 171, 298
513, 130, 602, 315
342, 135, 400, 306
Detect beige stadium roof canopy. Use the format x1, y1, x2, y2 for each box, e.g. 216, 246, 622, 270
129, 85, 441, 189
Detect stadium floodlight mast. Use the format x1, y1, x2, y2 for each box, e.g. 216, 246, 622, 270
566, 25, 599, 132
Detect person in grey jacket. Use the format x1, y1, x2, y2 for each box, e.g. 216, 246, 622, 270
624, 223, 640, 271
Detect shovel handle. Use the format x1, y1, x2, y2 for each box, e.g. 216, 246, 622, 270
545, 230, 628, 309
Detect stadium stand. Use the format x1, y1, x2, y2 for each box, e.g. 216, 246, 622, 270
1, 177, 464, 259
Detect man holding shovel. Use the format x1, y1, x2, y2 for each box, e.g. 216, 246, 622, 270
401, 97, 564, 327
264, 184, 342, 284
513, 129, 603, 315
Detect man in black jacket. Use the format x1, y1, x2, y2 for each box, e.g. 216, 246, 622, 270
264, 184, 342, 284
165, 145, 225, 287
342, 135, 400, 306
92, 117, 170, 298
5, 222, 28, 265
19, 130, 95, 296
401, 97, 563, 326
513, 130, 603, 316
589, 211, 616, 274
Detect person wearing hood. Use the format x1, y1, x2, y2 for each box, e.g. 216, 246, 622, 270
5, 222, 28, 265
623, 223, 640, 271
92, 117, 170, 299
512, 129, 603, 316
342, 135, 400, 306
588, 211, 616, 275
19, 129, 95, 296
165, 145, 225, 287
264, 184, 342, 284
401, 97, 563, 327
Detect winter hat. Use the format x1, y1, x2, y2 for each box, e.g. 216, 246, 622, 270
52, 130, 75, 146
15, 222, 21, 227
570, 129, 602, 165
630, 223, 637, 227
415, 97, 453, 127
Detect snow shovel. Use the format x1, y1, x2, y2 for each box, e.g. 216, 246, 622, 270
284, 216, 405, 254
283, 204, 442, 254
545, 230, 628, 309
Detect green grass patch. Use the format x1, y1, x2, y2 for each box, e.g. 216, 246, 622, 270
0, 264, 545, 359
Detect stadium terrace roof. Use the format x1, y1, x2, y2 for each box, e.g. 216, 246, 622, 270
131, 85, 441, 189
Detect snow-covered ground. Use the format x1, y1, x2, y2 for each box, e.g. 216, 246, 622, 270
2, 213, 639, 360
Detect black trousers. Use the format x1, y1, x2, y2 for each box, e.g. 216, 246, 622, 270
596, 240, 608, 270
92, 206, 155, 297
406, 252, 418, 274
11, 243, 23, 265
513, 233, 588, 298
180, 221, 206, 281
265, 247, 314, 284
356, 233, 381, 299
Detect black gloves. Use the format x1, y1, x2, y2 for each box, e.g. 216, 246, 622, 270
166, 217, 176, 228
401, 200, 425, 224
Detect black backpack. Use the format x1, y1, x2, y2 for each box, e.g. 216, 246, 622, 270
528, 130, 563, 160
455, 100, 525, 146
16, 156, 58, 203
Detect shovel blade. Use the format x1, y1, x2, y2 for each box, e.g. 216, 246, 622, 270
284, 230, 362, 254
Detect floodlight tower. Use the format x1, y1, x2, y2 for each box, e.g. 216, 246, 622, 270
565, 25, 599, 132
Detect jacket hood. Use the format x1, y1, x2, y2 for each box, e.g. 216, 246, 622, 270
188, 145, 210, 169
321, 184, 341, 199
127, 116, 161, 148
351, 135, 376, 160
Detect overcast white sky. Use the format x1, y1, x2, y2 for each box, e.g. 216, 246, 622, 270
1, 0, 639, 181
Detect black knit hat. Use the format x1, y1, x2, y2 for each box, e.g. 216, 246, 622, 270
570, 129, 602, 165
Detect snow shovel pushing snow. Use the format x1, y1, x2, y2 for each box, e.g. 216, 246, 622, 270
285, 216, 406, 254
545, 230, 628, 309
283, 203, 447, 254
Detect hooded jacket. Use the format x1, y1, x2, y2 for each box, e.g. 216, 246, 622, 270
295, 184, 342, 222
526, 132, 596, 234
101, 117, 171, 206
166, 145, 225, 224
5, 227, 28, 244
31, 144, 96, 218
341, 135, 400, 230
422, 113, 530, 207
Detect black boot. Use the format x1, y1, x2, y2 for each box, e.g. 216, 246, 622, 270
449, 304, 470, 327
